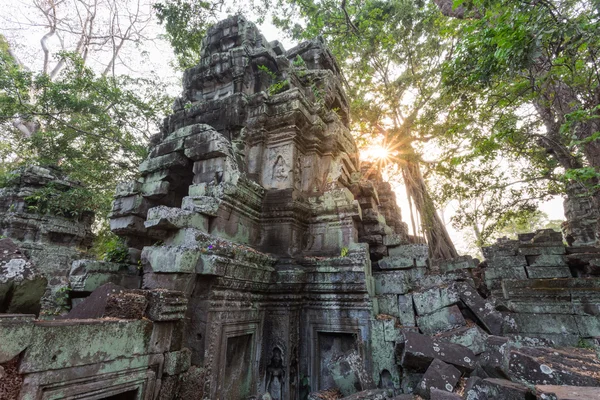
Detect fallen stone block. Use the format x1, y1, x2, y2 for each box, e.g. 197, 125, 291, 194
416, 305, 466, 335
397, 331, 476, 372
508, 347, 600, 386
436, 256, 476, 274
414, 359, 460, 399
463, 377, 533, 400
505, 314, 578, 335
453, 282, 504, 335
437, 326, 488, 355
479, 336, 511, 379
535, 385, 600, 400
484, 267, 527, 290
413, 286, 459, 316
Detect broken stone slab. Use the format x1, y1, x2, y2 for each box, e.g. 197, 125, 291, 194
0, 314, 35, 363
397, 331, 476, 372
65, 283, 130, 319
328, 349, 376, 396
525, 266, 571, 279
453, 282, 504, 335
463, 377, 533, 400
413, 286, 459, 316
508, 347, 600, 386
535, 385, 600, 400
437, 326, 488, 355
414, 359, 460, 399
416, 305, 466, 335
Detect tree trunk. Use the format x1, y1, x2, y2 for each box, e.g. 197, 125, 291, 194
402, 159, 459, 260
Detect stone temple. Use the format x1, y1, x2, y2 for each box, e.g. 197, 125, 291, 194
2, 15, 600, 400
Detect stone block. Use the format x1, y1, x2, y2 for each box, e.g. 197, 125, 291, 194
414, 359, 460, 399
479, 336, 511, 379
508, 347, 600, 386
141, 180, 170, 199
518, 244, 565, 256
506, 314, 578, 335
463, 377, 532, 400
482, 239, 519, 259
526, 266, 571, 279
487, 256, 527, 269
413, 286, 459, 316
383, 234, 405, 246
373, 272, 410, 295
145, 289, 188, 321
139, 152, 189, 174
111, 195, 151, 218
109, 215, 147, 235
145, 206, 209, 231
526, 254, 567, 267
534, 385, 600, 400
437, 256, 476, 273
398, 294, 416, 327
180, 196, 222, 216
417, 305, 466, 335
484, 267, 527, 290
378, 256, 414, 270
387, 244, 428, 266
398, 331, 476, 372
437, 326, 488, 355
104, 291, 148, 319
378, 294, 399, 317
164, 348, 192, 376
114, 180, 141, 198
454, 282, 504, 335
574, 315, 600, 337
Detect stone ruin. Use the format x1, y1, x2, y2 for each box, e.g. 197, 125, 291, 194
2, 15, 600, 400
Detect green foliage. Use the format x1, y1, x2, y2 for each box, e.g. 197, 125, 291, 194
0, 169, 20, 188
24, 183, 98, 219
258, 64, 289, 95
103, 236, 130, 263
340, 247, 349, 257
0, 50, 172, 230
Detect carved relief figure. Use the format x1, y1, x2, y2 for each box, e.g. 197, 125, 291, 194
272, 155, 288, 181
266, 347, 285, 400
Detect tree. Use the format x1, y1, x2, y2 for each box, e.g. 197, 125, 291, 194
440, 0, 600, 240
0, 0, 172, 238
268, 0, 461, 259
